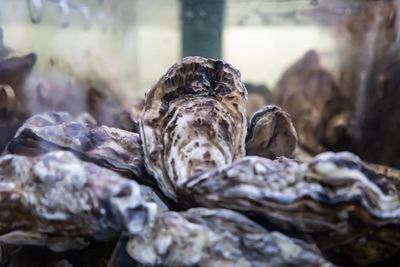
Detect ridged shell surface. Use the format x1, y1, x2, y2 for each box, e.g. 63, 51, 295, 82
180, 152, 400, 265
127, 208, 333, 267
140, 57, 247, 199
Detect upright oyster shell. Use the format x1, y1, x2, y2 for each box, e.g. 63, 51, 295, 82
180, 152, 400, 265
140, 56, 247, 199
127, 208, 332, 267
246, 105, 297, 159
0, 151, 156, 251
273, 50, 351, 154
5, 111, 153, 187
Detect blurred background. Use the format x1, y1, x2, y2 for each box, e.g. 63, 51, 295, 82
1, 0, 337, 98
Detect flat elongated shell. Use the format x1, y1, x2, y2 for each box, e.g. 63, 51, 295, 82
127, 208, 333, 267
0, 151, 156, 251
180, 152, 400, 265
246, 105, 297, 159
5, 111, 154, 187
140, 57, 247, 199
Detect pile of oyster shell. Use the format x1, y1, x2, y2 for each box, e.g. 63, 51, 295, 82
2, 48, 400, 267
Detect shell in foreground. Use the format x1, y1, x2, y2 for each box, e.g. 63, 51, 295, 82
246, 105, 297, 159
140, 56, 247, 200
179, 152, 400, 266
127, 208, 333, 267
0, 151, 156, 251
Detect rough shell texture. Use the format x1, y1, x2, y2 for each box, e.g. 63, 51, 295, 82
126, 208, 332, 267
139, 185, 168, 212
5, 111, 153, 187
140, 56, 247, 200
129, 98, 145, 133
246, 105, 297, 159
0, 151, 156, 251
180, 152, 400, 266
273, 50, 351, 154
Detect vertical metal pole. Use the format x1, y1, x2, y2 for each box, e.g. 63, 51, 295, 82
181, 0, 225, 59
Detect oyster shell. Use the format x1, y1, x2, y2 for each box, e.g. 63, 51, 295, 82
246, 105, 297, 159
140, 56, 247, 200
180, 152, 400, 265
0, 151, 156, 251
5, 111, 153, 187
273, 50, 351, 154
127, 208, 332, 267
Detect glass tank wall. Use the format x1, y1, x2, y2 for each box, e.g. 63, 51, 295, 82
0, 0, 339, 97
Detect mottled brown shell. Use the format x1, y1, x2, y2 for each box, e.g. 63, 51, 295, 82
140, 57, 247, 200
246, 105, 297, 159
179, 152, 400, 266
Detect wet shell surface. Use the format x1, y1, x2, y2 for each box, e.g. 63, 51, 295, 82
127, 208, 333, 267
179, 152, 400, 265
0, 151, 156, 251
140, 56, 247, 200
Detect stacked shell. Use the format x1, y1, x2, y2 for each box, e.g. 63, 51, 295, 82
179, 151, 400, 265
0, 151, 156, 251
